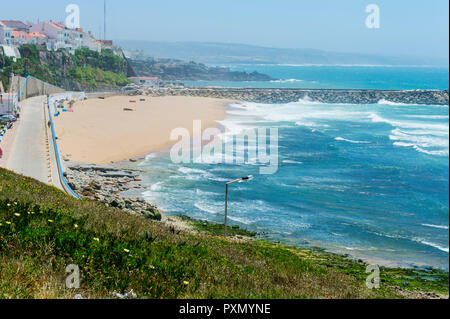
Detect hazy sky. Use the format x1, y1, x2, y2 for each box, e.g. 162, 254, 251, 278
1, 0, 449, 59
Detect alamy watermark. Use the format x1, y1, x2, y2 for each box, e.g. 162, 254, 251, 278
169, 121, 279, 175
65, 4, 81, 29
365, 264, 380, 289
66, 264, 80, 289
365, 4, 380, 29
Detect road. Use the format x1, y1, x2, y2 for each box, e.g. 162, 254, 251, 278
5, 96, 53, 185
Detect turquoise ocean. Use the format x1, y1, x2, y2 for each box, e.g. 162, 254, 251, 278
139, 65, 449, 269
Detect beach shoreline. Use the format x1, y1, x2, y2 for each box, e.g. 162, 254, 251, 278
54, 95, 235, 164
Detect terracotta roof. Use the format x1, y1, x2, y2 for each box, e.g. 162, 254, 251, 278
12, 30, 24, 38
48, 21, 65, 30
25, 32, 48, 39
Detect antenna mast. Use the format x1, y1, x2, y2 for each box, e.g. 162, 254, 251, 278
104, 0, 106, 40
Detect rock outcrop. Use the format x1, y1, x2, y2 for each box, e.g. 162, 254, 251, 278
64, 162, 161, 221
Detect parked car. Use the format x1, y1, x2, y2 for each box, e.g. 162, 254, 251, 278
0, 114, 17, 123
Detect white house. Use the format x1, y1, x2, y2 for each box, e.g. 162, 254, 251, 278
30, 21, 66, 50
0, 23, 13, 45
129, 77, 160, 88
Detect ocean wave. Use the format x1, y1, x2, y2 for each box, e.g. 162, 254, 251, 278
369, 230, 449, 253
227, 215, 253, 225
178, 166, 229, 182
335, 137, 370, 144
196, 188, 219, 196
194, 202, 219, 215
390, 129, 449, 147
270, 78, 304, 83
282, 160, 303, 164
393, 142, 449, 156
150, 182, 163, 191
413, 239, 449, 253
178, 167, 207, 175
377, 99, 412, 106
369, 113, 449, 131
390, 127, 449, 156
406, 115, 449, 120
422, 224, 449, 230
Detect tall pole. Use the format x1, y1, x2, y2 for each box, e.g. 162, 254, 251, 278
104, 0, 106, 40
224, 184, 229, 237
224, 176, 252, 237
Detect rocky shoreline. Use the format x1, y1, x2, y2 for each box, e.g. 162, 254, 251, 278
63, 161, 161, 220
129, 87, 449, 105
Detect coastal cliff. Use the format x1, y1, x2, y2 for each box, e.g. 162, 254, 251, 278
128, 57, 274, 81
136, 87, 449, 105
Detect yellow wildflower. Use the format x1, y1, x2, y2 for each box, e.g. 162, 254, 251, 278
124, 249, 130, 253
48, 220, 54, 223
6, 221, 11, 225
74, 224, 79, 229
183, 281, 189, 286
93, 237, 100, 242
14, 213, 20, 217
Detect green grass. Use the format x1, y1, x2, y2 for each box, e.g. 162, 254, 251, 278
0, 44, 131, 91
0, 167, 448, 299
178, 215, 258, 237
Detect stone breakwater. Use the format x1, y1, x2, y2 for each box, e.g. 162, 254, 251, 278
135, 88, 449, 105
63, 162, 161, 220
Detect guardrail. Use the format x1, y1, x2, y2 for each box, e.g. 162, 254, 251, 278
46, 96, 81, 200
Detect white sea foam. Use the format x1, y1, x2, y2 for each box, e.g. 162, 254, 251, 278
406, 115, 449, 120
422, 224, 449, 230
368, 112, 449, 156
194, 202, 219, 215
369, 113, 449, 131
335, 137, 370, 144
282, 160, 303, 164
377, 99, 411, 106
227, 215, 253, 225
414, 239, 449, 253
150, 182, 163, 191
270, 78, 304, 83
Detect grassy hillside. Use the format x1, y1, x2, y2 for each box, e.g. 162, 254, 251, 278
129, 57, 273, 81
0, 167, 448, 299
0, 45, 131, 91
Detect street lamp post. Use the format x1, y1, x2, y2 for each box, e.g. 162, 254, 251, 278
224, 175, 253, 237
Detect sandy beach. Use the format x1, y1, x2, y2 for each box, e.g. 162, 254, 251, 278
53, 95, 232, 164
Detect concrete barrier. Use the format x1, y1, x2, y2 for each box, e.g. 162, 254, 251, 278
11, 75, 65, 101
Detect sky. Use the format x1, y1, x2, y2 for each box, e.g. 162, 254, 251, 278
1, 0, 449, 60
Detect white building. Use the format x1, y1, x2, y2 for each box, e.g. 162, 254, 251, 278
0, 23, 13, 45
129, 77, 160, 88
30, 21, 66, 50
30, 21, 101, 53
0, 20, 30, 46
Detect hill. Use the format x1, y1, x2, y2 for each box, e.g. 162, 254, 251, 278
117, 41, 448, 66
0, 45, 132, 92
128, 57, 274, 81
0, 167, 448, 298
